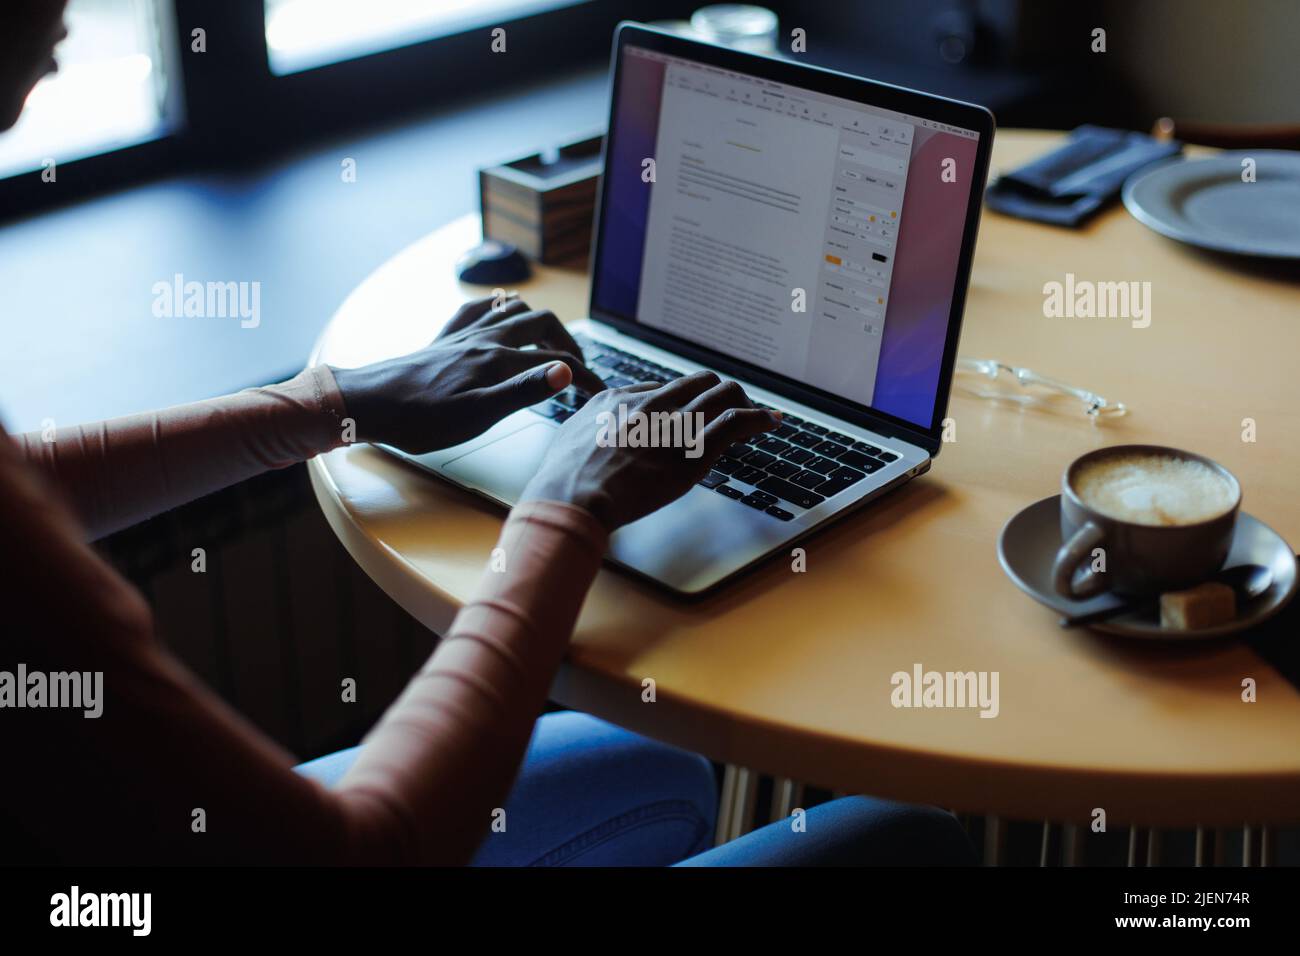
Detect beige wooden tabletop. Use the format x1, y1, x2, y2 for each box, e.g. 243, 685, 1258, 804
308, 130, 1300, 827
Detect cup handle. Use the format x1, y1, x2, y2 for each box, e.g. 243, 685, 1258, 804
1052, 521, 1110, 599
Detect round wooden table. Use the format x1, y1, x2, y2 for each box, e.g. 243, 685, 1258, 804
308, 130, 1300, 829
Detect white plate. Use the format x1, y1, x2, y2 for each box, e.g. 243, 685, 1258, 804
1122, 150, 1300, 259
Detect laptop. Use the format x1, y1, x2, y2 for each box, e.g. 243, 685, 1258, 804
389, 22, 995, 596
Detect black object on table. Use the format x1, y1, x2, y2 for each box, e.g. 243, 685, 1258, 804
985, 125, 1182, 227
1246, 555, 1300, 693
455, 240, 532, 285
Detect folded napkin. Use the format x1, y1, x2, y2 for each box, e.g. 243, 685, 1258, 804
986, 125, 1183, 227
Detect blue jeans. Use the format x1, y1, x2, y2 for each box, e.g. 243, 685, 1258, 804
296, 711, 975, 866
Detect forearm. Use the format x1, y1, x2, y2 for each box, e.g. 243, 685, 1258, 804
8, 490, 607, 865
15, 365, 347, 540
334, 499, 609, 864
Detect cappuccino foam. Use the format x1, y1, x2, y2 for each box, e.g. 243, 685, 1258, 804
1073, 453, 1236, 526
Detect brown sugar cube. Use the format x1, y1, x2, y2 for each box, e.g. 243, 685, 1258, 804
1160, 582, 1237, 630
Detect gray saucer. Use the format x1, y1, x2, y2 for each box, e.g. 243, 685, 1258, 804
1123, 151, 1300, 259
997, 495, 1298, 640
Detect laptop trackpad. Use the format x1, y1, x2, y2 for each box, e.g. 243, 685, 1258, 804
443, 421, 556, 504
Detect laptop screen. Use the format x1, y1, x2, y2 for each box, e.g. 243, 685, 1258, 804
591, 42, 983, 431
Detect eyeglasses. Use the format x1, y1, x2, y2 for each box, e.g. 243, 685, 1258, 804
955, 358, 1128, 421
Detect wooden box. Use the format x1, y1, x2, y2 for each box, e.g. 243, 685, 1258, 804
479, 134, 603, 267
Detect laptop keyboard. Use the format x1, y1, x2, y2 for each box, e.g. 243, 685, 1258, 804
530, 333, 901, 522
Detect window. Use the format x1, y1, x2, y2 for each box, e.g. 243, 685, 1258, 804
0, 0, 173, 179
0, 0, 619, 211
263, 0, 590, 75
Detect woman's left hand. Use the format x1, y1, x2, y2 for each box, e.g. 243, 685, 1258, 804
330, 294, 605, 454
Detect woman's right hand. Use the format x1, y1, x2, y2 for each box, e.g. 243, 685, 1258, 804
520, 371, 780, 532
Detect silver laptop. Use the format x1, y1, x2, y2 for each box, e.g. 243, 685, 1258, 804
390, 23, 995, 596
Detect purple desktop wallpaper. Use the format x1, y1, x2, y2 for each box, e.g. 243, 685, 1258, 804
591, 50, 979, 429
873, 128, 979, 426
591, 50, 665, 318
